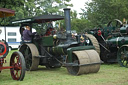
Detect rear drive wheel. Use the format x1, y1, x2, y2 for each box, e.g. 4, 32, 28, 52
19, 44, 39, 71
85, 34, 100, 55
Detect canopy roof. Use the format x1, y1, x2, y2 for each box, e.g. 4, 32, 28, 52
12, 15, 64, 24
0, 8, 15, 18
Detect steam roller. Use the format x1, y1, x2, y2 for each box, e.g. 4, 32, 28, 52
12, 8, 101, 75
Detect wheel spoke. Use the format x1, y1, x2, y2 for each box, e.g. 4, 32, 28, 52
15, 70, 18, 78
23, 46, 32, 70
11, 62, 15, 66
16, 56, 20, 63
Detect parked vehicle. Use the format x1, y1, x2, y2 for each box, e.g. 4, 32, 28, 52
86, 19, 128, 67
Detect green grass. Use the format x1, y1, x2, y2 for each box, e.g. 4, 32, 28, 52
0, 50, 128, 85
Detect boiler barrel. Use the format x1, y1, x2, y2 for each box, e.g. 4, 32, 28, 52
47, 46, 66, 55
107, 37, 128, 47
47, 46, 95, 56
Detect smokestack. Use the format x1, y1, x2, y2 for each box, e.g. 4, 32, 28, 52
64, 8, 71, 34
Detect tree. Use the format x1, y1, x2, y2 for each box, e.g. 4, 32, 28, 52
0, 0, 23, 25
0, 0, 73, 26
71, 10, 77, 19
34, 0, 72, 15
71, 19, 90, 32
81, 0, 128, 28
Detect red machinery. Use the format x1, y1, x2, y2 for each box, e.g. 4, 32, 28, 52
0, 8, 25, 81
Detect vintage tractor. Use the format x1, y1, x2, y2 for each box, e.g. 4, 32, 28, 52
0, 8, 25, 80
86, 18, 128, 67
12, 8, 101, 75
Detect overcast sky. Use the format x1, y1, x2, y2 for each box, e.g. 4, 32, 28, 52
69, 0, 91, 15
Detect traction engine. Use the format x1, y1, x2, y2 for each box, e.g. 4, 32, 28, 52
87, 19, 128, 67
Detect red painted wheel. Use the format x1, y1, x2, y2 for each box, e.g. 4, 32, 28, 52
0, 40, 9, 58
10, 51, 26, 81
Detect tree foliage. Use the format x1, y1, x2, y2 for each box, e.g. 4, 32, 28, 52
81, 0, 128, 28
35, 0, 72, 15
71, 19, 90, 32
0, 0, 72, 25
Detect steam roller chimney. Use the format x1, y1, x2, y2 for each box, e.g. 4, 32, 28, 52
64, 8, 71, 34
63, 8, 77, 45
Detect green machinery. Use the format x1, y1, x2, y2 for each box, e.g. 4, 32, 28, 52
87, 19, 128, 67
12, 8, 101, 75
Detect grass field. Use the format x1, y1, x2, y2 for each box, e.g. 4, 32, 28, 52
0, 50, 128, 85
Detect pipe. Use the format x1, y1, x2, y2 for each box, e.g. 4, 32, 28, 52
64, 8, 71, 34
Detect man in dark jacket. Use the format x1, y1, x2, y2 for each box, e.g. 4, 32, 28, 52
23, 26, 35, 42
